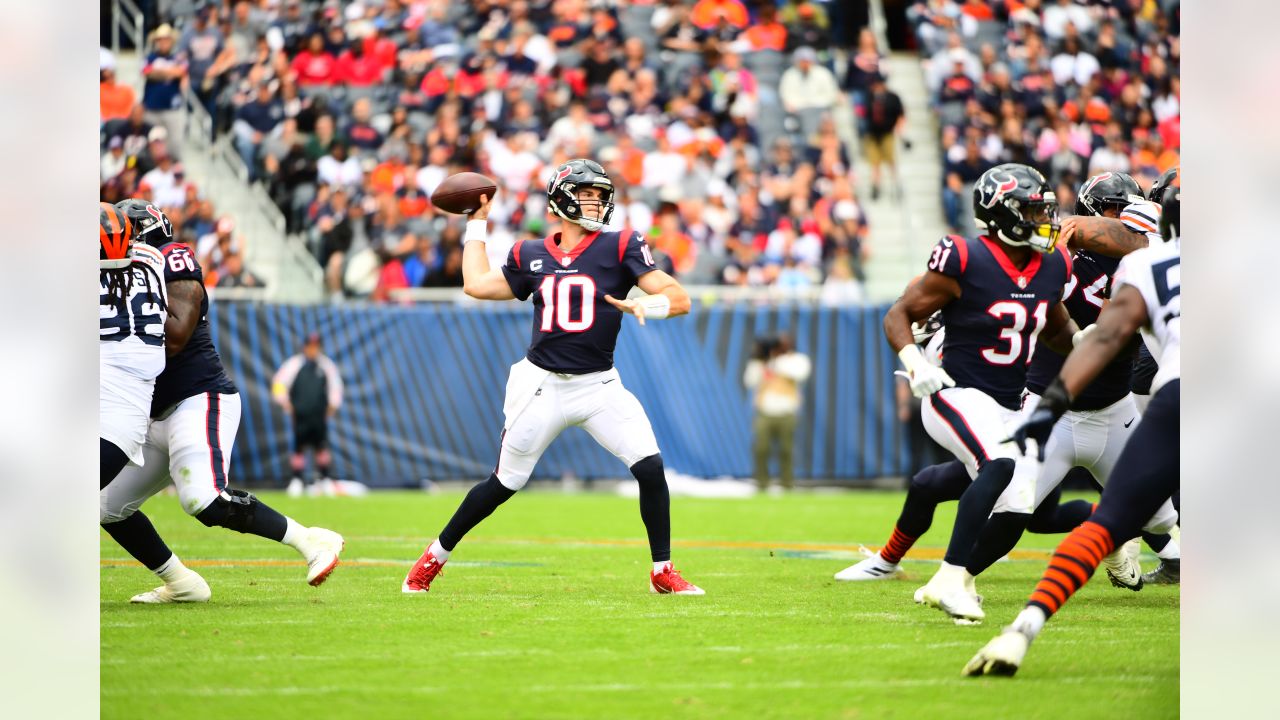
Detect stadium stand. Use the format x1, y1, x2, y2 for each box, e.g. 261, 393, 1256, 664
906, 0, 1179, 235
106, 0, 876, 302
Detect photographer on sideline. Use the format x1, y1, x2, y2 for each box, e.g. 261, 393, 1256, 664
744, 333, 812, 494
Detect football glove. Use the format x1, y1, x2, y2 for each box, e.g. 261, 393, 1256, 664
896, 344, 956, 398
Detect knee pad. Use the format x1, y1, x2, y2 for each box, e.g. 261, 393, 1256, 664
195, 489, 258, 533
630, 454, 665, 485
908, 461, 969, 501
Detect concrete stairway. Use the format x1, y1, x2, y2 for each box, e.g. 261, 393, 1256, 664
856, 52, 948, 302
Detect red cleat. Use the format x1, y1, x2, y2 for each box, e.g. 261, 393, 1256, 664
650, 563, 705, 595
402, 548, 446, 594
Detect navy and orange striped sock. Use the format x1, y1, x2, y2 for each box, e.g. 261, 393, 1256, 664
880, 525, 917, 565
1027, 521, 1115, 619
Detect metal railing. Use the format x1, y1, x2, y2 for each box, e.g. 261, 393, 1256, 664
110, 0, 144, 56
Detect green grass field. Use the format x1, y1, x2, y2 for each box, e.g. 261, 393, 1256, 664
101, 490, 1178, 719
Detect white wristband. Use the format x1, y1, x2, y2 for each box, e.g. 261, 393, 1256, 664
635, 293, 671, 319
464, 219, 488, 244
897, 343, 927, 374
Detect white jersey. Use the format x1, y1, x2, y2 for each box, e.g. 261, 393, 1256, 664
1112, 240, 1180, 393
99, 244, 168, 382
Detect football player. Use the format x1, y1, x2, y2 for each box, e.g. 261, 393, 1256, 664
956, 173, 1178, 590
964, 178, 1181, 677
838, 175, 1180, 594
100, 202, 209, 600
882, 163, 1079, 623
100, 200, 344, 603
403, 159, 704, 595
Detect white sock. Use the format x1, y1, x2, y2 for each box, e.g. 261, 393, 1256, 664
281, 518, 307, 550
653, 561, 671, 574
429, 539, 451, 563
154, 554, 188, 583
1011, 605, 1047, 640
935, 561, 966, 585
1157, 539, 1180, 560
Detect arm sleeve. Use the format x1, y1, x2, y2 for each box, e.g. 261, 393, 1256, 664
743, 359, 764, 388
319, 356, 344, 408
500, 241, 535, 301
925, 235, 967, 278
271, 355, 303, 404
772, 353, 811, 382
621, 230, 658, 282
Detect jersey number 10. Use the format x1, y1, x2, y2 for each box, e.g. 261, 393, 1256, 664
538, 275, 597, 332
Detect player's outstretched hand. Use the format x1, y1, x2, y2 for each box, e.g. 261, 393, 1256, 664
471, 194, 492, 221
1057, 216, 1077, 248
1005, 405, 1062, 461
604, 294, 646, 326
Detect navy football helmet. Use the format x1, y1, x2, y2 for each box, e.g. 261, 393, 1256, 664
1077, 172, 1144, 218
973, 163, 1060, 252
546, 159, 615, 232
115, 198, 175, 247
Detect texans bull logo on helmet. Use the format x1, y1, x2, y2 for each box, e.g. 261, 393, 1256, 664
977, 173, 1020, 210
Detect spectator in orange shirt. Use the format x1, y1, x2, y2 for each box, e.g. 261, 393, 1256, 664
650, 205, 697, 276
100, 62, 136, 123
691, 0, 749, 30
744, 4, 787, 51
370, 152, 408, 195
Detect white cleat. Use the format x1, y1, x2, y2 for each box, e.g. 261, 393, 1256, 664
834, 547, 903, 581
286, 478, 305, 498
915, 572, 985, 623
299, 527, 345, 586
963, 628, 1030, 677
1103, 539, 1144, 591
939, 590, 985, 624
130, 569, 212, 604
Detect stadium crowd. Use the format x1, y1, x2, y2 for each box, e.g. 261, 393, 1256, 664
102, 0, 1176, 301
907, 0, 1179, 233
101, 41, 263, 291
106, 0, 872, 302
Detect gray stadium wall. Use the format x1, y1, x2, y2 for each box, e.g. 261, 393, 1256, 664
211, 301, 911, 487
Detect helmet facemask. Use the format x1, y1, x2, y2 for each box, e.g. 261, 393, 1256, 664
990, 194, 1060, 253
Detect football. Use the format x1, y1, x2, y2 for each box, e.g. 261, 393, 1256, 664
431, 172, 498, 215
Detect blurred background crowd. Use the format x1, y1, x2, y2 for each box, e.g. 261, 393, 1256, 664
100, 0, 1178, 302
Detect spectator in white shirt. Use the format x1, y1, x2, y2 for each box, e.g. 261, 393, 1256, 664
317, 142, 363, 190
1042, 0, 1094, 41
1050, 35, 1100, 87
101, 136, 127, 183
1087, 130, 1132, 176
744, 333, 812, 493
141, 152, 187, 209
540, 101, 596, 159
641, 132, 689, 189
779, 46, 841, 117
415, 144, 452, 197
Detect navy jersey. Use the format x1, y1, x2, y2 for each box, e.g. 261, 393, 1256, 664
1025, 250, 1134, 409
928, 234, 1071, 410
150, 242, 238, 416
501, 229, 657, 373
1130, 341, 1159, 395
